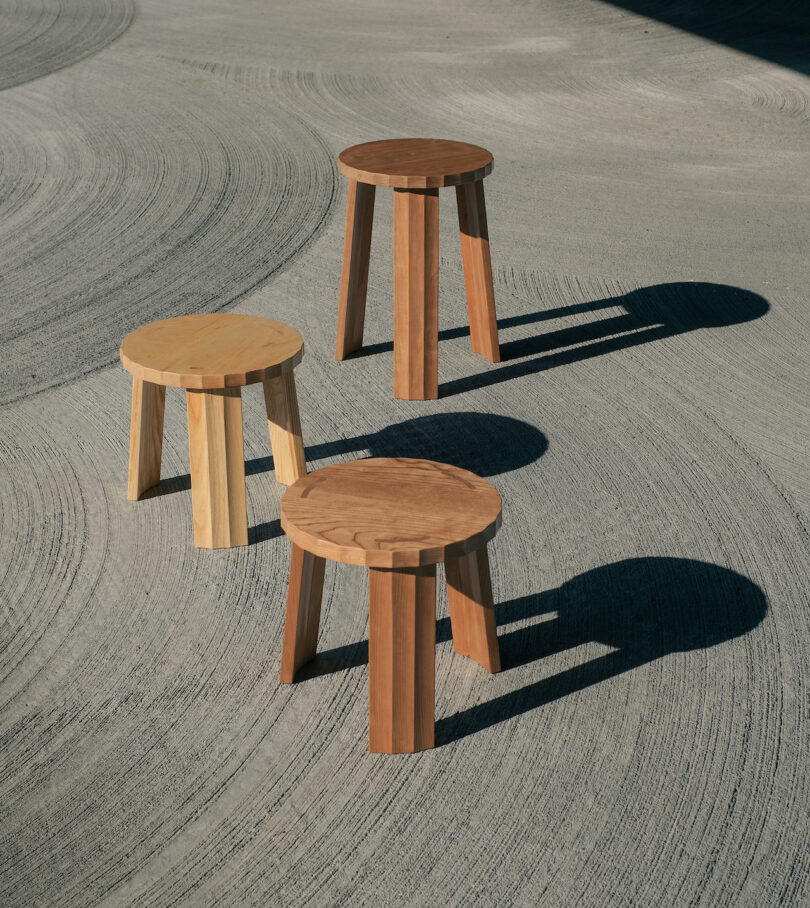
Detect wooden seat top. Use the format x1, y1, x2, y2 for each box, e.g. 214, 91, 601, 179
120, 313, 303, 389
338, 138, 493, 189
281, 457, 502, 568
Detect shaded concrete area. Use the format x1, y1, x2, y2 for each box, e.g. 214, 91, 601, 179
0, 1, 808, 905
599, 0, 810, 72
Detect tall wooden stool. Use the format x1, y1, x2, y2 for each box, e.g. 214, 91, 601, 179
120, 313, 307, 549
336, 138, 501, 400
280, 457, 502, 753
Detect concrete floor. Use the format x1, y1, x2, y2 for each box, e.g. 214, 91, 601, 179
1, 1, 808, 904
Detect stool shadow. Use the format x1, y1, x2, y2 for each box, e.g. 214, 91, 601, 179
248, 519, 284, 544
439, 282, 769, 397
436, 557, 768, 746
141, 474, 191, 498
152, 411, 547, 509
597, 0, 810, 76
295, 638, 369, 681
292, 411, 548, 478
297, 618, 454, 680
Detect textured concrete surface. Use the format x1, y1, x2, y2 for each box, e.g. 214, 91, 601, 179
1, 1, 808, 905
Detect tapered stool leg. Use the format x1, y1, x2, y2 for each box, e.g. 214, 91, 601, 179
127, 377, 166, 500
446, 547, 501, 673
393, 187, 439, 400
368, 564, 436, 753
280, 543, 326, 683
456, 180, 500, 363
336, 180, 376, 359
263, 370, 306, 485
186, 387, 248, 548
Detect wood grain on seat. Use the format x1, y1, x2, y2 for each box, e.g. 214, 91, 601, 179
338, 138, 493, 189
281, 457, 502, 568
120, 313, 303, 389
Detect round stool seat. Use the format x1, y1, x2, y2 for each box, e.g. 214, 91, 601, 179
338, 138, 493, 189
281, 457, 502, 568
120, 313, 303, 389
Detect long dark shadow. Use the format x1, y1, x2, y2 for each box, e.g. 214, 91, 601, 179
286, 557, 768, 747
248, 519, 284, 545
436, 557, 768, 745
298, 614, 457, 680
439, 281, 769, 397
150, 411, 548, 542
298, 411, 548, 477
339, 297, 619, 358
155, 411, 548, 490
596, 0, 810, 75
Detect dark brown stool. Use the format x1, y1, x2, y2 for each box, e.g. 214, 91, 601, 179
279, 457, 502, 753
335, 138, 501, 400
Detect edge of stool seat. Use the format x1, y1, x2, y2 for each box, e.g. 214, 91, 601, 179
280, 515, 501, 569
119, 314, 304, 389
337, 138, 494, 189
280, 457, 502, 569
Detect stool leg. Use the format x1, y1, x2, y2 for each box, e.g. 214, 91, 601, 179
280, 543, 326, 683
456, 180, 501, 362
445, 547, 501, 673
336, 180, 376, 359
127, 377, 165, 500
393, 187, 439, 400
263, 370, 306, 486
186, 387, 248, 548
368, 564, 436, 753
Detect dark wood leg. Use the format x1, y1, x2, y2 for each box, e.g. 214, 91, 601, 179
393, 187, 439, 400
280, 544, 326, 683
368, 564, 436, 753
456, 180, 500, 362
336, 180, 376, 359
446, 547, 501, 673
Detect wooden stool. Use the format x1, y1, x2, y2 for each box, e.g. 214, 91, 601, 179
120, 313, 307, 549
280, 457, 502, 753
336, 138, 501, 400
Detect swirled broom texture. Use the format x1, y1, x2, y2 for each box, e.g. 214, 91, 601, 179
0, 0, 808, 905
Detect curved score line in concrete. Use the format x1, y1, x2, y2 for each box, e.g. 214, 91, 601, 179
0, 60, 337, 405
0, 0, 136, 91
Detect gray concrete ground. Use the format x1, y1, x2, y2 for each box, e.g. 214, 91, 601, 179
1, 1, 808, 905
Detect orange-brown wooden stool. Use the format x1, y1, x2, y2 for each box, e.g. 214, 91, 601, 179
120, 313, 307, 548
279, 457, 502, 753
336, 138, 501, 400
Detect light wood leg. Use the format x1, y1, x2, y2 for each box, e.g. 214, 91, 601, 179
445, 547, 501, 673
368, 564, 436, 753
127, 377, 165, 500
186, 387, 248, 548
393, 187, 439, 400
263, 370, 306, 486
280, 544, 326, 683
336, 180, 376, 359
456, 180, 500, 362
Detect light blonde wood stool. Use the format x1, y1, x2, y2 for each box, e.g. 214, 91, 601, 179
120, 313, 307, 548
336, 138, 501, 400
280, 457, 502, 753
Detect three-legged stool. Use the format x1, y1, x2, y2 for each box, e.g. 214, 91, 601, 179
279, 457, 502, 753
336, 138, 501, 400
120, 313, 307, 548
